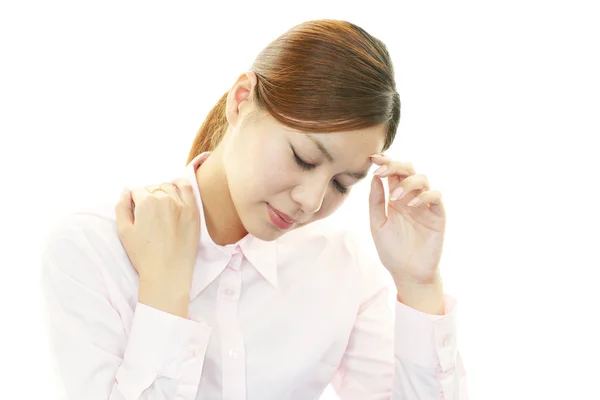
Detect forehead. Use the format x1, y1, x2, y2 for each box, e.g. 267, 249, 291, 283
306, 125, 386, 155
257, 110, 387, 158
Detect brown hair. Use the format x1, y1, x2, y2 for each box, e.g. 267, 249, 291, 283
186, 19, 400, 165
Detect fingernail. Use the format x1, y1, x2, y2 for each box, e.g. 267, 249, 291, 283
370, 153, 388, 160
390, 187, 404, 201
374, 165, 388, 176
122, 188, 129, 196
407, 197, 422, 207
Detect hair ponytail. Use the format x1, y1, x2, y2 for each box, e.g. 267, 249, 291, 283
186, 91, 229, 165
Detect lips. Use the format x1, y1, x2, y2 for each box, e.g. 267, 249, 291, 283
269, 205, 294, 223
266, 203, 297, 231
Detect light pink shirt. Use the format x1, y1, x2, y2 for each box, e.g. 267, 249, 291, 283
40, 152, 468, 399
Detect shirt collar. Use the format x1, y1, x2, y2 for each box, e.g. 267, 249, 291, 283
185, 152, 278, 300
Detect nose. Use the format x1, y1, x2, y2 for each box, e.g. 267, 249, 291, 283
291, 179, 328, 215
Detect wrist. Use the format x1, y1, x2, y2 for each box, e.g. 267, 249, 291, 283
140, 268, 193, 290
394, 274, 445, 315
138, 279, 191, 319
391, 268, 441, 286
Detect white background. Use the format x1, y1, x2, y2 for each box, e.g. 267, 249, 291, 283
1, 1, 599, 399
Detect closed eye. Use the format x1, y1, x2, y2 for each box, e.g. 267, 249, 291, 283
292, 148, 315, 171
291, 146, 349, 195
333, 180, 348, 195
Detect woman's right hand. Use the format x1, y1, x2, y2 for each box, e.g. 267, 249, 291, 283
115, 179, 200, 291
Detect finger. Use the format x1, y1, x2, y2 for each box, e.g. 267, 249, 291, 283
368, 175, 387, 231
115, 188, 134, 234
430, 200, 445, 218
158, 182, 185, 206
407, 190, 446, 217
369, 153, 393, 167
415, 190, 445, 217
188, 152, 211, 169
145, 184, 169, 198
389, 174, 430, 201
407, 190, 441, 206
130, 188, 151, 214
373, 160, 415, 178
171, 178, 198, 211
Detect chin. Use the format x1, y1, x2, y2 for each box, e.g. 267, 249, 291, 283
250, 228, 283, 242
239, 204, 292, 242
243, 218, 284, 241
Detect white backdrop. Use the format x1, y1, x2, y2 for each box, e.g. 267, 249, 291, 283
1, 1, 599, 399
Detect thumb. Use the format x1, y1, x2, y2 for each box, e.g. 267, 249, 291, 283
368, 176, 387, 232
115, 188, 134, 234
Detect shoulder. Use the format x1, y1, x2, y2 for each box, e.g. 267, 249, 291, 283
40, 195, 130, 284
43, 200, 119, 253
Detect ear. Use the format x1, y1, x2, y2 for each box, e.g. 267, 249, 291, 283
225, 71, 258, 127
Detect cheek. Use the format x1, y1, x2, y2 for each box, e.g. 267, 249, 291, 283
262, 168, 295, 194
230, 144, 296, 197
256, 140, 303, 193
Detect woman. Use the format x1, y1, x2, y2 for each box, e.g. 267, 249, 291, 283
41, 19, 468, 399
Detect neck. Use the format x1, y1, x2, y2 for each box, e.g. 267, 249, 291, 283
194, 143, 248, 245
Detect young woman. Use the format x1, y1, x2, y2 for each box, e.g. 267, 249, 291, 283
41, 19, 468, 399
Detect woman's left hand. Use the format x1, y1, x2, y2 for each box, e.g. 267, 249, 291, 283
368, 154, 447, 285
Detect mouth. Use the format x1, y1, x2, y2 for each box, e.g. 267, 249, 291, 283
267, 203, 296, 230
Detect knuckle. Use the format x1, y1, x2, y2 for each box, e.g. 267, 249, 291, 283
177, 179, 192, 190
400, 162, 414, 173
163, 196, 181, 209
144, 195, 159, 206
424, 190, 438, 200
405, 174, 420, 184
158, 194, 174, 203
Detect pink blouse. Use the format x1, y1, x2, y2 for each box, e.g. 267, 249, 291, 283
40, 152, 468, 399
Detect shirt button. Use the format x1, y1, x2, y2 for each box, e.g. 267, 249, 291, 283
443, 338, 452, 348
224, 287, 235, 296
228, 349, 238, 359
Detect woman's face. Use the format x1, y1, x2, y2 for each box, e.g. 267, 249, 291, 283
222, 103, 386, 242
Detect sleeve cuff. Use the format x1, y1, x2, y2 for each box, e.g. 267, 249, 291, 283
394, 294, 458, 371
122, 302, 212, 380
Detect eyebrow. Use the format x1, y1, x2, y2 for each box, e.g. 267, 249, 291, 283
306, 135, 334, 162
306, 134, 370, 180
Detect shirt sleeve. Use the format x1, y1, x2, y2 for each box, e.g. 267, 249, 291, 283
40, 215, 212, 400
330, 235, 469, 399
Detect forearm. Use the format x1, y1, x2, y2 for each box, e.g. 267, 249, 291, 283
394, 274, 445, 315
138, 280, 190, 319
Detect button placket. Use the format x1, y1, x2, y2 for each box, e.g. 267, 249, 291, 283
216, 252, 247, 399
